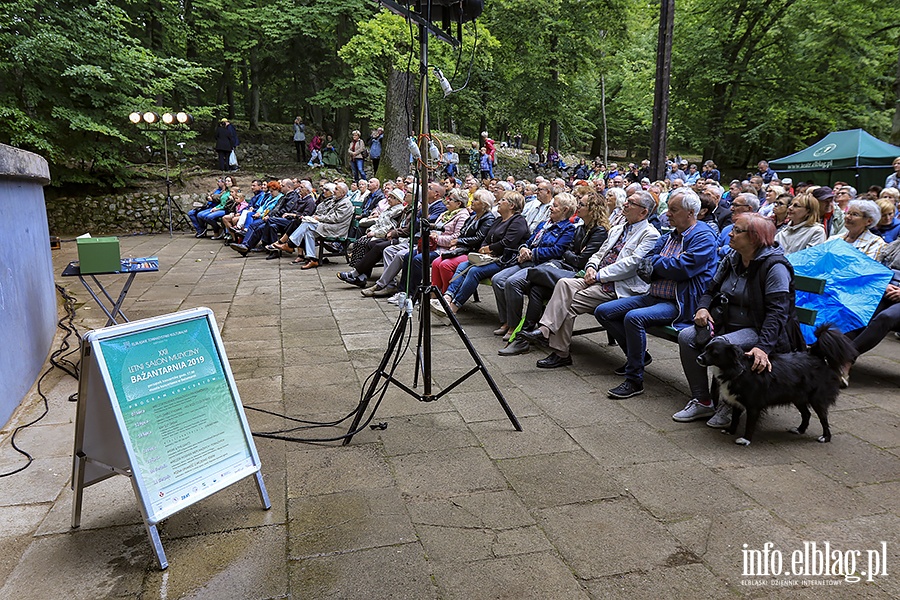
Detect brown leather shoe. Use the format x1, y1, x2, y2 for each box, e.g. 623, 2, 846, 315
300, 259, 319, 270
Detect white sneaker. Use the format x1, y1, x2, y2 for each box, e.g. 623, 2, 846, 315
706, 403, 732, 428
672, 399, 716, 423
387, 292, 407, 306
429, 298, 447, 318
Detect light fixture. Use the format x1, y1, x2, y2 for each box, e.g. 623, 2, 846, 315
129, 112, 142, 124
162, 112, 175, 125
176, 112, 193, 125
142, 111, 159, 124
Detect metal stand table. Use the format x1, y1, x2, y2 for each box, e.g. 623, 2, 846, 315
60, 257, 159, 326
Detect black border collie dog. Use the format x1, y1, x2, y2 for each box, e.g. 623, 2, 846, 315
697, 324, 858, 446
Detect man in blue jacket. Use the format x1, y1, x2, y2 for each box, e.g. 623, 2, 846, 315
595, 188, 718, 398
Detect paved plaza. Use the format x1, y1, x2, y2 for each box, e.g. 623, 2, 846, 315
1, 233, 898, 599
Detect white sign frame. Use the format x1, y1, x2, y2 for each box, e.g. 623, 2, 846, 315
71, 307, 270, 569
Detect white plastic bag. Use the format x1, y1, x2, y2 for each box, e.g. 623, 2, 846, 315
228, 149, 238, 168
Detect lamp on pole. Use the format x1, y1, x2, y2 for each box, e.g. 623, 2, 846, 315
129, 111, 194, 237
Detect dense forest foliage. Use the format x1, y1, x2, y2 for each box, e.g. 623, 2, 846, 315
1, 0, 898, 186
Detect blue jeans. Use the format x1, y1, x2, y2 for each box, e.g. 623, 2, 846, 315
594, 295, 679, 383
446, 261, 502, 307
351, 158, 367, 181
188, 208, 205, 234
199, 209, 226, 233
400, 251, 439, 290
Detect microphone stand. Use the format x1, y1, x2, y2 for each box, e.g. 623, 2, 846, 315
344, 1, 521, 444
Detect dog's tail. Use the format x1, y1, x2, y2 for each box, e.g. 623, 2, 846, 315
810, 323, 859, 373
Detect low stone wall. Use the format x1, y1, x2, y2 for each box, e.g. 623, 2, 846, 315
46, 192, 205, 235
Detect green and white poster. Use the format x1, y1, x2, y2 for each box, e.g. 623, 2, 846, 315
97, 316, 255, 522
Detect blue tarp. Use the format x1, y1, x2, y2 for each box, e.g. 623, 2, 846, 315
788, 242, 893, 344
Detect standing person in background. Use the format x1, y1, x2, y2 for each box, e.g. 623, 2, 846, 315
348, 130, 367, 181
442, 144, 459, 178
369, 127, 384, 174
469, 141, 481, 177
479, 147, 492, 181
481, 131, 496, 178
308, 131, 323, 167
755, 160, 778, 184
215, 118, 237, 172
292, 117, 307, 164
702, 160, 721, 183
885, 156, 900, 190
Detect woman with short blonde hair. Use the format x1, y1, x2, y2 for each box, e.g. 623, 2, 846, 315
774, 192, 826, 254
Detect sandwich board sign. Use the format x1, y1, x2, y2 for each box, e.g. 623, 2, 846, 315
71, 307, 270, 569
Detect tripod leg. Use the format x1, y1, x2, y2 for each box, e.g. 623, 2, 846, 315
344, 308, 412, 445
432, 288, 522, 431
412, 287, 425, 388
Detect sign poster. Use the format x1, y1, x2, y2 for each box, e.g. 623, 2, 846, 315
95, 314, 256, 523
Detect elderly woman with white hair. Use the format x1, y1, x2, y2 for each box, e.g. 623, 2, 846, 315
606, 187, 628, 228
826, 199, 886, 261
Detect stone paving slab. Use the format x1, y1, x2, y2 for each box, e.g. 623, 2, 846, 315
0, 233, 897, 598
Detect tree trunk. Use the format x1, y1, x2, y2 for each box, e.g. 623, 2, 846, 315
249, 47, 260, 130
601, 74, 608, 165
649, 0, 674, 181
223, 39, 235, 120
184, 0, 197, 61
536, 122, 546, 154
549, 120, 559, 153
891, 36, 900, 145
378, 66, 417, 181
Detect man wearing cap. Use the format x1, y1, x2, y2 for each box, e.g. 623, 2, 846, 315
442, 144, 459, 178
812, 186, 846, 238
782, 177, 794, 195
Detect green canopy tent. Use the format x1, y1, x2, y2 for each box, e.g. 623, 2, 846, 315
769, 129, 900, 191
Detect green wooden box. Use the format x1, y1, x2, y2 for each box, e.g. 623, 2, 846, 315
77, 237, 121, 274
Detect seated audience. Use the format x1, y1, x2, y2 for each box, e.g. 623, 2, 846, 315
430, 192, 529, 317
844, 240, 900, 368
493, 193, 578, 354
595, 188, 718, 398
339, 188, 406, 287
518, 190, 659, 368
872, 198, 900, 243
429, 190, 497, 295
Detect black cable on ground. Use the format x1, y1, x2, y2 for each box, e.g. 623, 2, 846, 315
248, 298, 416, 443
0, 284, 82, 477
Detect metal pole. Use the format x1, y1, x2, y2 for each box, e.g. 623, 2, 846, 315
649, 0, 675, 181
417, 7, 433, 400
163, 129, 173, 238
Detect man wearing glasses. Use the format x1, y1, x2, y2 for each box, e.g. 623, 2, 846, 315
596, 188, 719, 398
520, 191, 660, 368
717, 193, 759, 256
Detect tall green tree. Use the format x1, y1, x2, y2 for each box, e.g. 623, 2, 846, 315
0, 0, 207, 185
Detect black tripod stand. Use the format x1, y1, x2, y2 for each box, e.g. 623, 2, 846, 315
344, 4, 521, 444
161, 130, 192, 237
